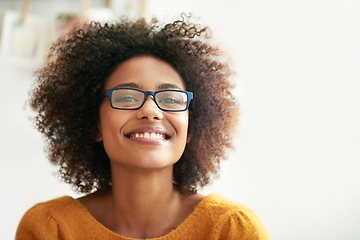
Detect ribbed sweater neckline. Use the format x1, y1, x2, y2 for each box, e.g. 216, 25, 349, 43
66, 193, 219, 240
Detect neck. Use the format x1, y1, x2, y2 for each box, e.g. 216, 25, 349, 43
104, 164, 184, 238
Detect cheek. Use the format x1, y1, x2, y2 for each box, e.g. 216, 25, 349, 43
97, 105, 124, 142
173, 113, 190, 141
98, 112, 127, 161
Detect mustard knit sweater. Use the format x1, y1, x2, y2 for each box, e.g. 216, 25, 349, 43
16, 193, 269, 240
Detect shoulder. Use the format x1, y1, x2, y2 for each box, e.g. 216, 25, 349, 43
19, 196, 78, 221
19, 196, 74, 218
199, 193, 270, 239
15, 196, 77, 239
201, 193, 257, 218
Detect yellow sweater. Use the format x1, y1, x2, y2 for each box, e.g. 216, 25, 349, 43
16, 193, 269, 240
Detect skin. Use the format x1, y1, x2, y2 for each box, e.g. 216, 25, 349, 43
79, 56, 204, 239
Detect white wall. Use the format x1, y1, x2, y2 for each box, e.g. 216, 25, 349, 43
1, 0, 359, 239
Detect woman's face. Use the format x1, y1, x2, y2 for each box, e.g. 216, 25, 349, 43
97, 56, 189, 170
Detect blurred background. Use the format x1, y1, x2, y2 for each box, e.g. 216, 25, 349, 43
0, 0, 359, 239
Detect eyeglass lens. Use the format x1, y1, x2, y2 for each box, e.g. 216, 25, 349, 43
111, 89, 188, 111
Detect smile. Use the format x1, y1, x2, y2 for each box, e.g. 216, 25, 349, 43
125, 126, 171, 142
129, 132, 168, 140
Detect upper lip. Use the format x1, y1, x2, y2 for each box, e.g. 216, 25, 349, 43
125, 126, 171, 139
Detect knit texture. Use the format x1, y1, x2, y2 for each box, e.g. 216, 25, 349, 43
16, 193, 269, 240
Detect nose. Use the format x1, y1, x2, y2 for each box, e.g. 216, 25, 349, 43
136, 96, 164, 120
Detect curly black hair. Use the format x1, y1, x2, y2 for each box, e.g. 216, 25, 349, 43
30, 14, 238, 195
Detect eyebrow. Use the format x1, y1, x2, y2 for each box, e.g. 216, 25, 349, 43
157, 83, 182, 90
114, 82, 140, 88
113, 82, 182, 90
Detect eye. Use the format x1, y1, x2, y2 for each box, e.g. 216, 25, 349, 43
159, 96, 182, 104
114, 96, 139, 103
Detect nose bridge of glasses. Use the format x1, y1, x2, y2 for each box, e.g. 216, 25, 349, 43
142, 91, 159, 108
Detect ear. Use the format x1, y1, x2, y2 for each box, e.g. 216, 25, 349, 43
95, 123, 103, 142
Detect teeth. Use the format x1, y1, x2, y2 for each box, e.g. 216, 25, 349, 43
130, 132, 166, 140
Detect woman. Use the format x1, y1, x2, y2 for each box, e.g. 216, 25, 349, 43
16, 15, 269, 239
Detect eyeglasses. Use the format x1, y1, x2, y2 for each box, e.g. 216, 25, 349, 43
98, 88, 193, 112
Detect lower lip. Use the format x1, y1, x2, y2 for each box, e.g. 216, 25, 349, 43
127, 137, 167, 145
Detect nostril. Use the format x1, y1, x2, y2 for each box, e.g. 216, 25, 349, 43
140, 115, 160, 120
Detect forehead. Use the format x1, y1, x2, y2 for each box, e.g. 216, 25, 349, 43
105, 56, 185, 90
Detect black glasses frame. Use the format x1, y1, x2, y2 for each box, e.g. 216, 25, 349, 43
98, 87, 194, 112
